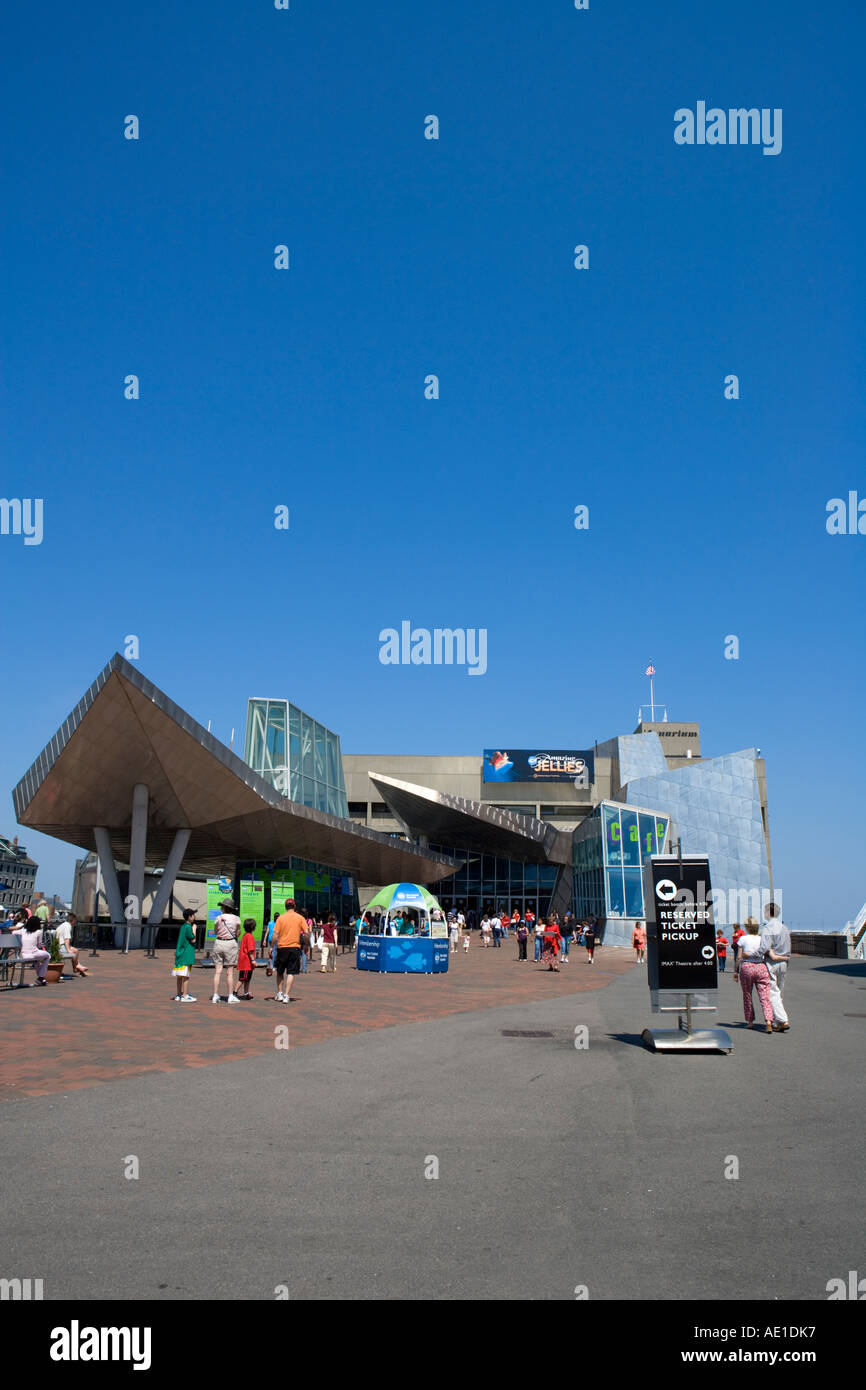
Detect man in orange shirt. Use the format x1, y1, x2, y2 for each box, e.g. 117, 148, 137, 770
273, 898, 306, 1003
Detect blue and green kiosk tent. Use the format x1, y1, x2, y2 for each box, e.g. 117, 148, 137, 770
357, 882, 449, 973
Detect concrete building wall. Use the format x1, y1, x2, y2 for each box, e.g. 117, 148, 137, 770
342, 752, 616, 832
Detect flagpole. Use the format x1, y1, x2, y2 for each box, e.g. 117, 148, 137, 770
650, 672, 655, 722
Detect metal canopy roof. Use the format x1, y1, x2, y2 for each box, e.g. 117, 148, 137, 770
12, 655, 458, 883
368, 772, 572, 865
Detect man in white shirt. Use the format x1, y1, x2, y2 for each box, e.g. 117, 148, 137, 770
760, 902, 791, 1031
55, 913, 90, 977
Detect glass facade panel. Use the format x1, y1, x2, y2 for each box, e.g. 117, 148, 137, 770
289, 705, 300, 764
245, 699, 267, 770
623, 868, 644, 918
603, 804, 622, 866
314, 724, 326, 783
266, 702, 286, 761
301, 715, 313, 777
606, 868, 626, 916
620, 809, 640, 867
326, 732, 339, 789
638, 812, 656, 858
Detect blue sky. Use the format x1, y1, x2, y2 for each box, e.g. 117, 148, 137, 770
2, 1, 863, 927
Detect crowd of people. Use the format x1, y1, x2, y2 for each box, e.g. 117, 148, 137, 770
175, 900, 606, 1001
7, 892, 793, 1032
0, 903, 90, 982
442, 908, 601, 971
176, 898, 343, 1003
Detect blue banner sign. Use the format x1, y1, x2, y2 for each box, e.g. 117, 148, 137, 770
483, 749, 594, 785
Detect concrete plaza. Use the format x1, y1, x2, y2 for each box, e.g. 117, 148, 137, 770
1, 945, 863, 1300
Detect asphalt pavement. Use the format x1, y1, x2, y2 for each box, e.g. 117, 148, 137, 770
3, 955, 863, 1300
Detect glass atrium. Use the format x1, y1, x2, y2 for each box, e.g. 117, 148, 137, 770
573, 801, 670, 922
244, 698, 348, 818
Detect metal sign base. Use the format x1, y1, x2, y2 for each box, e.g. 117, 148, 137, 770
642, 1026, 733, 1053
643, 992, 732, 1052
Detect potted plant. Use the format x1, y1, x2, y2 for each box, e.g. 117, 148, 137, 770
45, 930, 64, 984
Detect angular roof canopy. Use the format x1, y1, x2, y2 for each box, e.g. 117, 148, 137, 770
12, 655, 457, 883
368, 772, 572, 864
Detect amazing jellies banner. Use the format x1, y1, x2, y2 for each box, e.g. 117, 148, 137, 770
482, 749, 595, 785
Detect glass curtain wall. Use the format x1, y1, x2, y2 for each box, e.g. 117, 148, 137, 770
574, 801, 669, 921
244, 698, 348, 818
427, 846, 558, 918
238, 857, 358, 924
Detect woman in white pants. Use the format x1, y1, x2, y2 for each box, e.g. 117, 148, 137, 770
211, 901, 241, 1003
14, 919, 50, 984
320, 914, 338, 973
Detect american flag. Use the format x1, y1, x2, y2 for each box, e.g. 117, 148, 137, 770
645, 664, 655, 676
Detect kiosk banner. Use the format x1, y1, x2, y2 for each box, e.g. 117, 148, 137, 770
357, 937, 449, 973
269, 879, 295, 914
205, 877, 233, 946
239, 880, 265, 942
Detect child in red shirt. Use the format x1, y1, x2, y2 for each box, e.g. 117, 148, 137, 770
237, 918, 257, 999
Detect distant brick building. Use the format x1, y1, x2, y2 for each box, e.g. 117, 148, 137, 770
0, 833, 38, 909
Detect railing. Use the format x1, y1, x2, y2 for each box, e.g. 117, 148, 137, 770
790, 932, 849, 959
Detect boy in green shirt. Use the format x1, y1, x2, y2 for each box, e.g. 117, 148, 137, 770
173, 908, 197, 1001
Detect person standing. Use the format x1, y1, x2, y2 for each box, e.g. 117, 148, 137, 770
760, 902, 791, 1032
583, 921, 597, 964
632, 921, 647, 964
480, 915, 492, 947
542, 917, 563, 971
715, 928, 729, 973
237, 918, 257, 999
516, 916, 528, 961
273, 898, 306, 1003
562, 912, 573, 962
173, 908, 197, 1001
449, 916, 459, 954
211, 900, 241, 1003
491, 912, 502, 948
299, 915, 313, 973
733, 920, 774, 1032
320, 913, 338, 973
264, 911, 279, 978
534, 916, 545, 963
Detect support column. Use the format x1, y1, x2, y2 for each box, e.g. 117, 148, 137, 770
147, 828, 191, 926
125, 784, 149, 954
94, 827, 125, 924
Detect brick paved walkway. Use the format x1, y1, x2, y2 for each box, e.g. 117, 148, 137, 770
0, 940, 635, 1100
